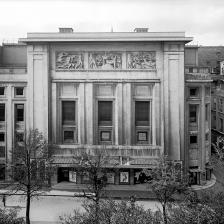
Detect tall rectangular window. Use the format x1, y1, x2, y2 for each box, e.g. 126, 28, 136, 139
98, 101, 112, 126
0, 133, 5, 142
62, 101, 76, 144
62, 101, 75, 124
189, 105, 197, 123
15, 104, 24, 122
135, 101, 150, 126
0, 87, 5, 96
0, 146, 5, 158
98, 101, 113, 143
135, 101, 150, 144
0, 104, 5, 121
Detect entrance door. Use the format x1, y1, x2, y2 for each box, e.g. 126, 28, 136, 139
58, 167, 69, 182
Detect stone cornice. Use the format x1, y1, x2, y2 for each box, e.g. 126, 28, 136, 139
19, 32, 193, 43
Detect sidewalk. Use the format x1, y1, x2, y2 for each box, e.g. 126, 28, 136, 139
0, 174, 216, 200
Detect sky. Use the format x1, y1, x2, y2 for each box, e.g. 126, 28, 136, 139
0, 0, 223, 46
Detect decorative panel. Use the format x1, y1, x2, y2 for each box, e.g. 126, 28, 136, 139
88, 52, 122, 69
56, 52, 84, 70
135, 85, 152, 96
189, 148, 198, 160
60, 83, 77, 97
97, 85, 114, 96
127, 52, 156, 69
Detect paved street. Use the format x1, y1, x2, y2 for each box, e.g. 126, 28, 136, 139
1, 193, 160, 224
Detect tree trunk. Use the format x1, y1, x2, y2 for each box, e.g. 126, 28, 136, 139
26, 187, 31, 224
162, 204, 168, 224
95, 197, 99, 224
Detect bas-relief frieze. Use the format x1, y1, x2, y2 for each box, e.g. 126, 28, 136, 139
56, 52, 84, 70
89, 52, 122, 69
127, 52, 156, 69
55, 51, 156, 70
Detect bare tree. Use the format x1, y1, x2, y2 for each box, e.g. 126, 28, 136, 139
144, 155, 188, 224
76, 147, 112, 224
10, 129, 53, 224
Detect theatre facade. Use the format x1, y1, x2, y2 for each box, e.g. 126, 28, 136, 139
0, 28, 212, 186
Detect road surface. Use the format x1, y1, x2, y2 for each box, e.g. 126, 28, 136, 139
1, 194, 160, 224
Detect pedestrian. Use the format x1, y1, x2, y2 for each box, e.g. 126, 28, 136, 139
2, 194, 6, 207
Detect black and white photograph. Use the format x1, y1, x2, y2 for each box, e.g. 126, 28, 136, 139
0, 0, 223, 223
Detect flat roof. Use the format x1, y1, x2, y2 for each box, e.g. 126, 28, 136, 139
19, 31, 193, 43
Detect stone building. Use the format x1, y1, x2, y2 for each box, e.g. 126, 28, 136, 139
0, 28, 212, 186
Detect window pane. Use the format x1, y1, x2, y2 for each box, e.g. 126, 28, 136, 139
98, 101, 112, 125
0, 104, 5, 121
190, 135, 197, 144
0, 87, 5, 95
0, 146, 5, 157
15, 104, 24, 122
189, 88, 198, 97
0, 133, 5, 142
64, 130, 74, 143
62, 101, 75, 124
135, 101, 149, 126
189, 105, 197, 123
15, 87, 24, 96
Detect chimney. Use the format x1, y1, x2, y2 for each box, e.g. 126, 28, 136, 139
59, 27, 74, 33
134, 28, 149, 33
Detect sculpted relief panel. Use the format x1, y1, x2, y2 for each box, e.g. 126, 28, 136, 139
127, 52, 156, 69
55, 51, 156, 70
89, 52, 122, 69
56, 52, 84, 70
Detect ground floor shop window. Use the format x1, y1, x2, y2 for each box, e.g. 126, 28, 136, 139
106, 172, 115, 184
69, 170, 77, 183
119, 171, 129, 184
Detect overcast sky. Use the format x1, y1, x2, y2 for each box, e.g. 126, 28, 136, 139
0, 0, 223, 46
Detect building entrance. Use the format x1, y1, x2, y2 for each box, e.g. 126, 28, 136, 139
58, 167, 69, 182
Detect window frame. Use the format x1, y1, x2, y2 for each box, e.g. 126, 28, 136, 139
60, 100, 77, 144
15, 104, 24, 122
0, 104, 5, 122
190, 135, 198, 145
97, 99, 114, 145
0, 87, 5, 96
189, 87, 199, 98
134, 100, 151, 145
189, 104, 198, 125
14, 87, 25, 97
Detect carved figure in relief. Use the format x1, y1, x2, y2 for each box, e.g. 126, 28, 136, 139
89, 53, 97, 69
127, 52, 156, 69
89, 52, 122, 69
56, 52, 84, 69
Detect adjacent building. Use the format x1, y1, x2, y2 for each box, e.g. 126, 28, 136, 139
0, 28, 212, 186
